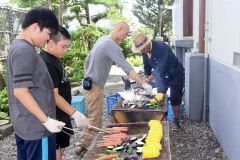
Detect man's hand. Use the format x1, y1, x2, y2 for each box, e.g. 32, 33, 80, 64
42, 117, 65, 133
143, 75, 154, 83
142, 82, 152, 95
71, 111, 89, 129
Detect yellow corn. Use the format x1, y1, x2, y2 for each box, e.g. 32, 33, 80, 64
155, 93, 164, 101
142, 149, 160, 158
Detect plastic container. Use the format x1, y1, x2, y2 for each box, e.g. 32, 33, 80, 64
71, 96, 86, 115
106, 93, 121, 115
167, 100, 174, 121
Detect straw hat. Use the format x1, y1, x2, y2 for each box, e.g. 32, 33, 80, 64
131, 32, 152, 53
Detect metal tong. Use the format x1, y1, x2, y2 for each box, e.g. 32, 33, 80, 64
152, 96, 162, 104
134, 87, 149, 101
134, 87, 161, 104
62, 125, 110, 135
89, 125, 111, 134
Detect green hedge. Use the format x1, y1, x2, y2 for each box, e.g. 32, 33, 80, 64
0, 88, 9, 120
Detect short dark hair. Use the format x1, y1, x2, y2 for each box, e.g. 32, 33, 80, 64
50, 25, 71, 43
22, 6, 59, 34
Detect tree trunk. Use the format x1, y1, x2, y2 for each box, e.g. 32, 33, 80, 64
74, 11, 83, 26
85, 4, 91, 50
158, 11, 162, 37
59, 0, 64, 25
158, 0, 163, 38
0, 72, 6, 91
45, 0, 52, 10
85, 4, 91, 24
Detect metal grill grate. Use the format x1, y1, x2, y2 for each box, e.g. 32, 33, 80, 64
83, 122, 171, 160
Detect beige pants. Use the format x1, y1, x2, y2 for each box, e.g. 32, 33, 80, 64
78, 84, 104, 148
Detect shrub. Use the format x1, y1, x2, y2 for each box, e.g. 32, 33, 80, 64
119, 38, 132, 58
62, 24, 106, 83
0, 88, 9, 119
127, 54, 143, 67
0, 112, 9, 120
67, 60, 85, 82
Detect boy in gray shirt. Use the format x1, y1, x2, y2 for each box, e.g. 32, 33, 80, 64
7, 7, 65, 160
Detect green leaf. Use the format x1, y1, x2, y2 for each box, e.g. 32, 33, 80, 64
0, 112, 9, 120
0, 88, 8, 114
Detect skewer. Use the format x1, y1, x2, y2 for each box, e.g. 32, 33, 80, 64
61, 129, 72, 137
62, 126, 82, 133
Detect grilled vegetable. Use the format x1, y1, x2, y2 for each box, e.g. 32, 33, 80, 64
145, 103, 152, 106
149, 98, 157, 104
113, 146, 124, 151
136, 149, 142, 154
142, 120, 163, 159
96, 154, 119, 160
130, 104, 136, 109
136, 141, 145, 146
130, 136, 137, 141
147, 104, 158, 109
112, 158, 124, 160
126, 148, 133, 154
142, 149, 160, 159
97, 153, 107, 158
106, 149, 117, 154
107, 146, 114, 149
130, 143, 138, 148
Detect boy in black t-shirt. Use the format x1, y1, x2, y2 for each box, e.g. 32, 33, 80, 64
40, 26, 89, 160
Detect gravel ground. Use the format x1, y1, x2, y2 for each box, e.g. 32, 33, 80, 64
0, 67, 228, 160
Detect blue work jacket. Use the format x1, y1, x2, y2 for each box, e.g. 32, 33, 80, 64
142, 40, 184, 92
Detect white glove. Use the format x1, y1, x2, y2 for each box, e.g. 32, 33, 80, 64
42, 117, 65, 133
142, 82, 153, 95
71, 111, 89, 129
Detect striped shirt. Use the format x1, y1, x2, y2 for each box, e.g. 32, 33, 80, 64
7, 39, 56, 140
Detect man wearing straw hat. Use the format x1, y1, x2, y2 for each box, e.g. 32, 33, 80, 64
132, 32, 185, 130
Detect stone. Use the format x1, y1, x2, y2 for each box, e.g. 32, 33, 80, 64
0, 123, 13, 137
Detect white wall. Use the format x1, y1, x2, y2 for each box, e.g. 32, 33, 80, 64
172, 0, 183, 38
172, 0, 199, 51
192, 0, 199, 51
206, 1, 240, 159
209, 59, 240, 160
207, 0, 240, 65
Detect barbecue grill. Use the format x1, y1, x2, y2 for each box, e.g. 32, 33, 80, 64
83, 122, 171, 160
111, 96, 168, 123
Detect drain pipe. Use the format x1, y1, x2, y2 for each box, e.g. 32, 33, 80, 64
203, 52, 209, 122
199, 0, 209, 122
